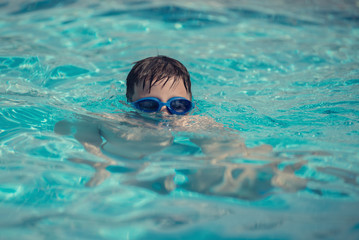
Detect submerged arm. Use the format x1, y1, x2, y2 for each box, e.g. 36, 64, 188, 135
54, 119, 116, 186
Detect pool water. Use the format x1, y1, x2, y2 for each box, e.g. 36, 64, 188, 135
1, 0, 359, 239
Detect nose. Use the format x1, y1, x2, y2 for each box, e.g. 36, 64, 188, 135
160, 106, 170, 115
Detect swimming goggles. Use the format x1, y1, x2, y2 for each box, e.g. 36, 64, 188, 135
131, 97, 193, 115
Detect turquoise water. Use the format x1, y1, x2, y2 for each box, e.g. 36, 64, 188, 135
1, 0, 359, 239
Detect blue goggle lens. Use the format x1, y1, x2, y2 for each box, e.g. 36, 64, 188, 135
135, 100, 159, 112
132, 97, 193, 115
170, 99, 192, 113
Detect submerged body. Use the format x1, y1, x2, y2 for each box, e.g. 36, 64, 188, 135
55, 112, 307, 199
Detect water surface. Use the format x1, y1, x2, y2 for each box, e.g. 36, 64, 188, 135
1, 0, 359, 239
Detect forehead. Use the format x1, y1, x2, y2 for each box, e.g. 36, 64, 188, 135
133, 77, 191, 101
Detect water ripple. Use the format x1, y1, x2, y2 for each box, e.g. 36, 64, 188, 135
10, 0, 77, 15
228, 8, 320, 26
95, 5, 227, 29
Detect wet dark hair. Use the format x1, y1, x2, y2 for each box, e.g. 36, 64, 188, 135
126, 55, 191, 101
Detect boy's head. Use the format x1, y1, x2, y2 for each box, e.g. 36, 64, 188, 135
126, 56, 192, 103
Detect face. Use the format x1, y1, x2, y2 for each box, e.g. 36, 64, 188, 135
131, 77, 192, 114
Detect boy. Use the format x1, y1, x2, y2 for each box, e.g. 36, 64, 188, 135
55, 56, 305, 196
